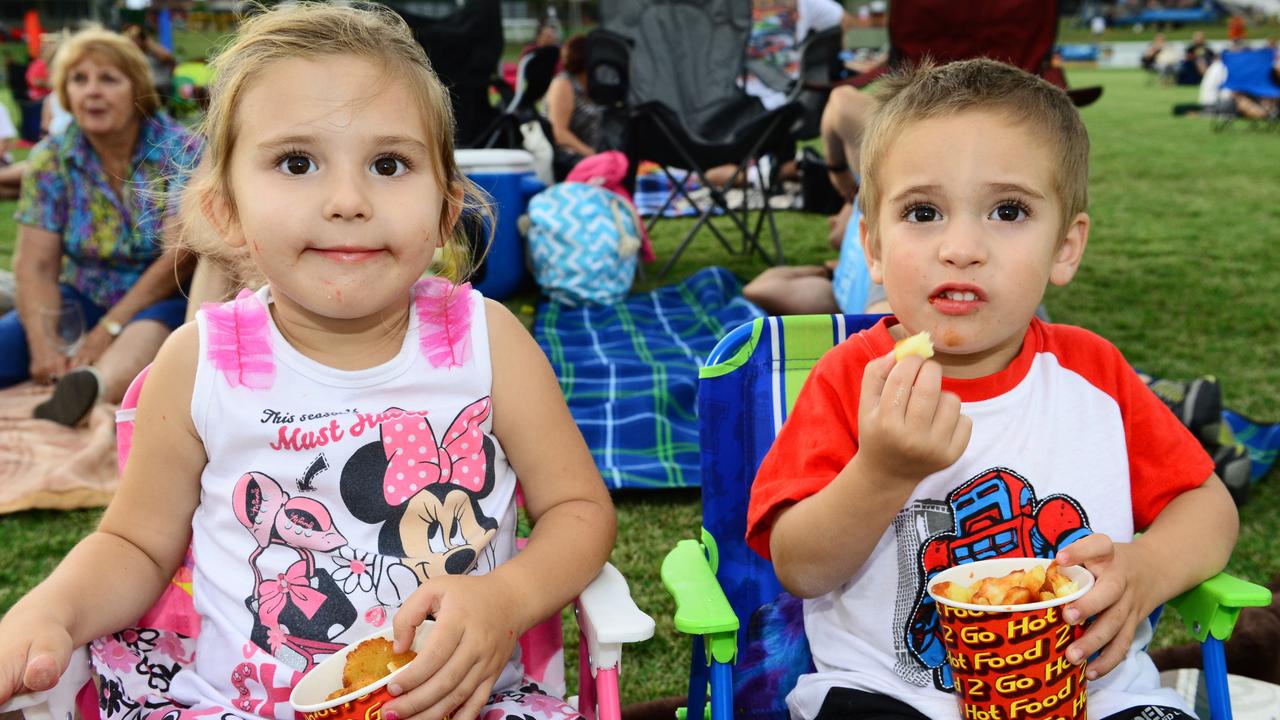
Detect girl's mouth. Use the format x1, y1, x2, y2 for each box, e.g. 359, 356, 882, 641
310, 248, 384, 263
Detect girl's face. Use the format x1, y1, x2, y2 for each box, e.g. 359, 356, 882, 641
219, 54, 449, 328
65, 55, 138, 137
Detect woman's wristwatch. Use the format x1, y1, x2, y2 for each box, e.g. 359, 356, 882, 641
100, 318, 124, 337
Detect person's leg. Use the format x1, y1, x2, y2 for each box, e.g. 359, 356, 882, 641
743, 265, 841, 316
95, 295, 188, 403
0, 308, 33, 387
814, 687, 930, 720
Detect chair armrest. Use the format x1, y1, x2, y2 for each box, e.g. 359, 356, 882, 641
575, 562, 655, 673
661, 539, 738, 664
1166, 572, 1272, 643
0, 645, 91, 720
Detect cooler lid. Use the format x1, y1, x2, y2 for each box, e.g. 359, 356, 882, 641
454, 148, 535, 173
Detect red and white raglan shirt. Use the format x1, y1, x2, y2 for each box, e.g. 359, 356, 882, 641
746, 317, 1213, 720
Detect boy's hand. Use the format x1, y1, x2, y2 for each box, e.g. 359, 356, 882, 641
0, 620, 74, 704
1057, 534, 1157, 679
856, 352, 971, 485
384, 574, 523, 720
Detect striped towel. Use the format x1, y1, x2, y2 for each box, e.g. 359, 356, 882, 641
534, 267, 764, 489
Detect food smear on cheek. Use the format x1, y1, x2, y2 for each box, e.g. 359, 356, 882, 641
941, 329, 962, 348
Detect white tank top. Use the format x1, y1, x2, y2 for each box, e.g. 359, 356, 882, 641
169, 279, 522, 718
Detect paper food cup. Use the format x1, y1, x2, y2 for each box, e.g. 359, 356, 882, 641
290, 622, 435, 720
927, 558, 1095, 720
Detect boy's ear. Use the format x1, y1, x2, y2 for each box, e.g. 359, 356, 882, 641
1049, 212, 1090, 286
860, 214, 884, 285
201, 190, 246, 250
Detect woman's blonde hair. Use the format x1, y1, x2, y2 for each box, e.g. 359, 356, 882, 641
180, 2, 490, 288
52, 27, 159, 118
858, 58, 1090, 250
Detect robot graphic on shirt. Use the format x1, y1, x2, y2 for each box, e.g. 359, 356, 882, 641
904, 467, 1092, 692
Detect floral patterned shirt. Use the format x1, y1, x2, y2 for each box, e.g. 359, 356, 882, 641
15, 114, 202, 309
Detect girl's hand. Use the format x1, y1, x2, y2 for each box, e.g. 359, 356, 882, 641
384, 574, 523, 720
0, 618, 74, 704
1057, 534, 1157, 679
28, 342, 69, 385
856, 352, 971, 486
72, 325, 114, 369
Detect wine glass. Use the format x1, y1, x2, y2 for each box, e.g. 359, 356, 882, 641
40, 303, 86, 359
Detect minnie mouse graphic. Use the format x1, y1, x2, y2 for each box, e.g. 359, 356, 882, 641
341, 398, 500, 583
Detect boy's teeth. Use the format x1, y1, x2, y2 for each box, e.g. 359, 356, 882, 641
941, 290, 978, 302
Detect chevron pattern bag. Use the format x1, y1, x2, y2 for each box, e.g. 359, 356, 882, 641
527, 182, 641, 305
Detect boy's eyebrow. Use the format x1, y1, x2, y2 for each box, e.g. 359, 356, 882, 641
986, 182, 1047, 200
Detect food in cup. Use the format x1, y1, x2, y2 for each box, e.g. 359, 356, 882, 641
932, 561, 1079, 606
324, 637, 417, 701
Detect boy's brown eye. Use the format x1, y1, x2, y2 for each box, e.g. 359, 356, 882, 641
992, 204, 1027, 222
909, 206, 937, 222
285, 157, 312, 175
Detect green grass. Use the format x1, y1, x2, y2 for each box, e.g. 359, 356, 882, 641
1, 68, 1278, 705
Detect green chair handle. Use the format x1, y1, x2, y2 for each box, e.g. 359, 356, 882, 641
661, 538, 740, 664
1167, 572, 1272, 643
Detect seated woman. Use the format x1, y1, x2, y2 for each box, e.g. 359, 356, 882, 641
1, 27, 201, 426
546, 35, 608, 179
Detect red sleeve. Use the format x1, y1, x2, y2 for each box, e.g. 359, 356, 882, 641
1047, 325, 1214, 531
745, 340, 869, 560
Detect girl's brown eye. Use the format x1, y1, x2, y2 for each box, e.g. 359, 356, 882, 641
371, 157, 407, 177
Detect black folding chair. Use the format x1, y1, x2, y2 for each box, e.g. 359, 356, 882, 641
478, 44, 561, 149
595, 0, 804, 276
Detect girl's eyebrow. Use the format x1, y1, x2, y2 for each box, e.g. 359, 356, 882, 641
256, 134, 429, 154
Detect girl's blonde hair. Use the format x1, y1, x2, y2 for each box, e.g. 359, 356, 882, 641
180, 2, 490, 288
53, 27, 159, 118
858, 58, 1090, 250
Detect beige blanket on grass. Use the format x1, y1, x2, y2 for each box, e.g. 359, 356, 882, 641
0, 383, 118, 514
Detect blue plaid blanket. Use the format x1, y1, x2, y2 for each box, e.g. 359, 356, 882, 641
633, 167, 705, 219
534, 267, 764, 489
1225, 409, 1280, 482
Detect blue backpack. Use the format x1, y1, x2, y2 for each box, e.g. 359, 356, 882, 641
526, 182, 641, 305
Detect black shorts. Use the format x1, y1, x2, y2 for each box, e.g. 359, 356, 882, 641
813, 688, 1193, 720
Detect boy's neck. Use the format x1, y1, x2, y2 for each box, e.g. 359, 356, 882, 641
886, 318, 1030, 381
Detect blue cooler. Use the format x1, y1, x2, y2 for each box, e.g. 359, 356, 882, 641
454, 149, 545, 300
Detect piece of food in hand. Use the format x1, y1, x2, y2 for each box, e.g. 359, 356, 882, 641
893, 331, 934, 361
934, 561, 1079, 606
324, 637, 417, 701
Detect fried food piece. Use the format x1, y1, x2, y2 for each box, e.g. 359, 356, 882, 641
325, 637, 417, 701
893, 331, 934, 362
934, 562, 1079, 606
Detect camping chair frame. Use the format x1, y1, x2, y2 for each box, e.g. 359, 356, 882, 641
479, 44, 562, 149
664, 314, 1273, 720
1210, 47, 1280, 134
1, 367, 655, 720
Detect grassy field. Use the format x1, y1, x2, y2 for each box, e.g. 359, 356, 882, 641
1, 67, 1278, 706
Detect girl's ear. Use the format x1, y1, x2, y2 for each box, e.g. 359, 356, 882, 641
1049, 212, 1090, 287
201, 189, 246, 250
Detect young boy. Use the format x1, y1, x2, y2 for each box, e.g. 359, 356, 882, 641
745, 59, 1239, 720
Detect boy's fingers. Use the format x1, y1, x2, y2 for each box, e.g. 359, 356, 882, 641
1055, 532, 1112, 569
945, 409, 972, 463
859, 353, 895, 412
880, 354, 925, 420
903, 361, 941, 427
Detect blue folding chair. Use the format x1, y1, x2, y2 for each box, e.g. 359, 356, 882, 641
662, 314, 1273, 720
1212, 48, 1280, 131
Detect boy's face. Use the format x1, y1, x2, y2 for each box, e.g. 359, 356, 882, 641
861, 110, 1088, 379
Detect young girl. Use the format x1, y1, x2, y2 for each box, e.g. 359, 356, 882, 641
0, 6, 616, 720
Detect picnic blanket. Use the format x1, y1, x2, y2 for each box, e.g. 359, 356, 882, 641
0, 383, 118, 514
534, 266, 763, 489
633, 163, 800, 219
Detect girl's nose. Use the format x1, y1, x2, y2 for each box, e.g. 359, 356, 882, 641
323, 173, 372, 221
937, 218, 987, 268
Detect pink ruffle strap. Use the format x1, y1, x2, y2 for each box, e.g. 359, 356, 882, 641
202, 289, 275, 389
414, 277, 473, 369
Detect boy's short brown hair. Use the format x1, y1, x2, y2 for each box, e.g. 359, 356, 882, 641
858, 58, 1089, 249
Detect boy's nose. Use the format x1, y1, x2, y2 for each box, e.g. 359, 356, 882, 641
938, 220, 987, 267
